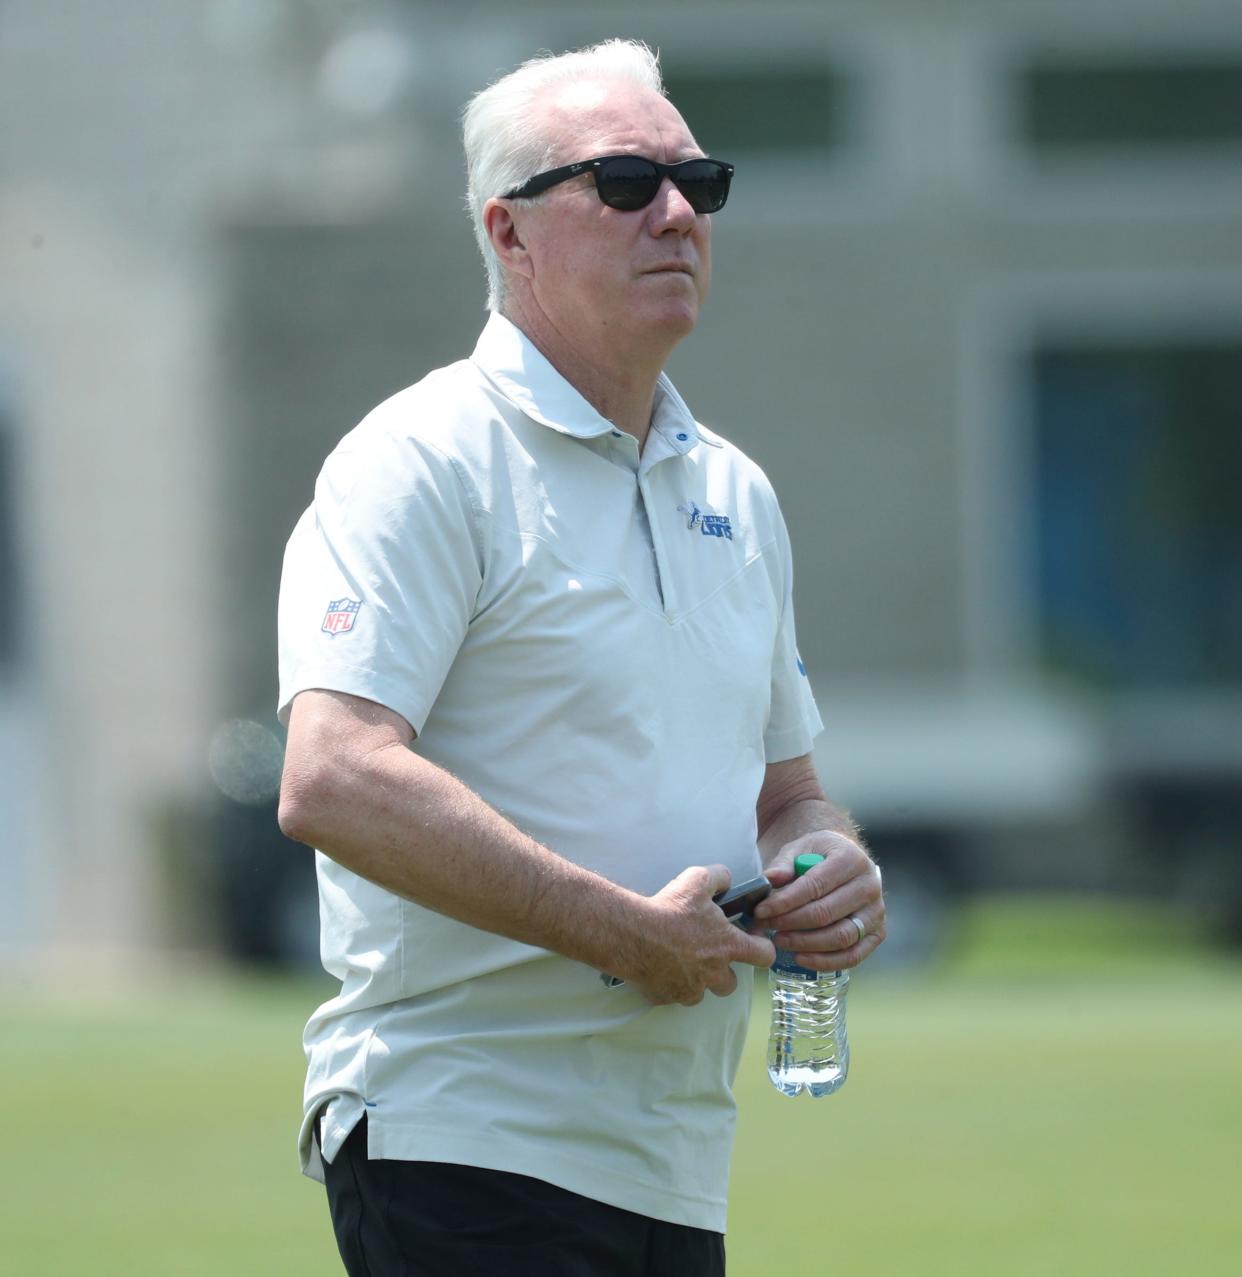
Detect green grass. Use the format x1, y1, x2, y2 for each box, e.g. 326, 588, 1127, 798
2, 896, 1239, 1275
0, 973, 342, 1276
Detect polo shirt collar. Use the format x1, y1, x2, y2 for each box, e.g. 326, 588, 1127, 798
470, 311, 711, 455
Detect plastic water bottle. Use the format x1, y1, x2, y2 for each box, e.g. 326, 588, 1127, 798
767, 852, 850, 1097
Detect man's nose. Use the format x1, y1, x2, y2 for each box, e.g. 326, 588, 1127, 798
648, 177, 698, 233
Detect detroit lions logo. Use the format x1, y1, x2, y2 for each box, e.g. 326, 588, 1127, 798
677, 501, 734, 541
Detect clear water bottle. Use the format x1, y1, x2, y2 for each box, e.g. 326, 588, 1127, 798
767, 852, 850, 1097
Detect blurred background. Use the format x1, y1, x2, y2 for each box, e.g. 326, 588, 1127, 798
1, 1, 1240, 1273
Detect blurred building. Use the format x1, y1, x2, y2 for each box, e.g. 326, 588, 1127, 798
2, 0, 1241, 967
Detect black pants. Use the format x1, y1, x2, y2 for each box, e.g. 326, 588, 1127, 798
319, 1116, 726, 1276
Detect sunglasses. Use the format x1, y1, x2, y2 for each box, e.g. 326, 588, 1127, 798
503, 154, 735, 213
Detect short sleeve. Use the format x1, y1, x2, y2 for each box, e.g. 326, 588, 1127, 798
277, 426, 484, 733
762, 511, 824, 762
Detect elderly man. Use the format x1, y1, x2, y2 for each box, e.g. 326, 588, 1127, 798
278, 38, 884, 1277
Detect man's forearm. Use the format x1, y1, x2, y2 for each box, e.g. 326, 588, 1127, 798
754, 753, 864, 868
281, 740, 654, 978
750, 775, 884, 964
279, 689, 775, 1004
757, 796, 862, 869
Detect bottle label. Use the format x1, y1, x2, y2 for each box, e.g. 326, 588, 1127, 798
773, 950, 820, 977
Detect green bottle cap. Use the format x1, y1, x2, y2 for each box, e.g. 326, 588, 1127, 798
793, 852, 825, 878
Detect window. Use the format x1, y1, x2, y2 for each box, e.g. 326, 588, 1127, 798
1031, 340, 1242, 687
661, 65, 848, 153
1018, 57, 1242, 152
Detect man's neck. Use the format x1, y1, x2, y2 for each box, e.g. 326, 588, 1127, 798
501, 299, 672, 449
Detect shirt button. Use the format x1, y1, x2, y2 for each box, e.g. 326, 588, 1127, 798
611, 430, 623, 438
677, 432, 688, 441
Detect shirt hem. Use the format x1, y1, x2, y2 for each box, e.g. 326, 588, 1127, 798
364, 1120, 729, 1233
763, 717, 823, 763
278, 667, 432, 735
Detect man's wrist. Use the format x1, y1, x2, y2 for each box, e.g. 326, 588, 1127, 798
535, 871, 656, 979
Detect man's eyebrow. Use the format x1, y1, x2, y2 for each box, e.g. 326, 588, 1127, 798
602, 145, 707, 160
626, 151, 710, 163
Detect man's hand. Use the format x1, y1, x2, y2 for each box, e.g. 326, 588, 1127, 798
751, 831, 885, 970
621, 865, 776, 1007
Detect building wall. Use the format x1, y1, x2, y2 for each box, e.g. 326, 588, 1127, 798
0, 0, 314, 961
2, 0, 1240, 960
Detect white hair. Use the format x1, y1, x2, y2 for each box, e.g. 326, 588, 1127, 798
462, 39, 665, 312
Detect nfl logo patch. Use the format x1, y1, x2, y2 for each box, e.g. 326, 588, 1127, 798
322, 597, 362, 636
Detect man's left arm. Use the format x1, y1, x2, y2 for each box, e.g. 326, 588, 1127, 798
751, 754, 886, 968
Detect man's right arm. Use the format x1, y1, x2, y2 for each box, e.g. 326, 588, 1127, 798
278, 688, 774, 1005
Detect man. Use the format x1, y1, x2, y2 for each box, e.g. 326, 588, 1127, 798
277, 38, 884, 1277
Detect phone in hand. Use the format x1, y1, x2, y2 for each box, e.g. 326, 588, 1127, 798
600, 873, 773, 988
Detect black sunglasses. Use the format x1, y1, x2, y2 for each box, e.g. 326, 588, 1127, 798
503, 154, 734, 213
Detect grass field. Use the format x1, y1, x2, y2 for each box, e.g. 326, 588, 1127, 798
2, 895, 1239, 1275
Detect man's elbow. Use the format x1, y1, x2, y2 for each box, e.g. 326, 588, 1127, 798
277, 761, 335, 847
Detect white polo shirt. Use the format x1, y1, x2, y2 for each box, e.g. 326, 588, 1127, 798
276, 312, 822, 1232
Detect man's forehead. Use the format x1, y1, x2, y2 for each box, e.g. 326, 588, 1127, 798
551, 78, 625, 116
537, 77, 700, 161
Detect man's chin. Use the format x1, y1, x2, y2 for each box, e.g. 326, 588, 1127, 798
645, 301, 700, 344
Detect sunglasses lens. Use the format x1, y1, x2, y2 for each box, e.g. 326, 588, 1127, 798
595, 158, 732, 213
673, 160, 731, 213
595, 157, 662, 210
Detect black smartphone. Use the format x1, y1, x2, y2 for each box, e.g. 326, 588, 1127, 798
713, 874, 772, 922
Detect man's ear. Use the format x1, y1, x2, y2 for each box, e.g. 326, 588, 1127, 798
483, 198, 533, 282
